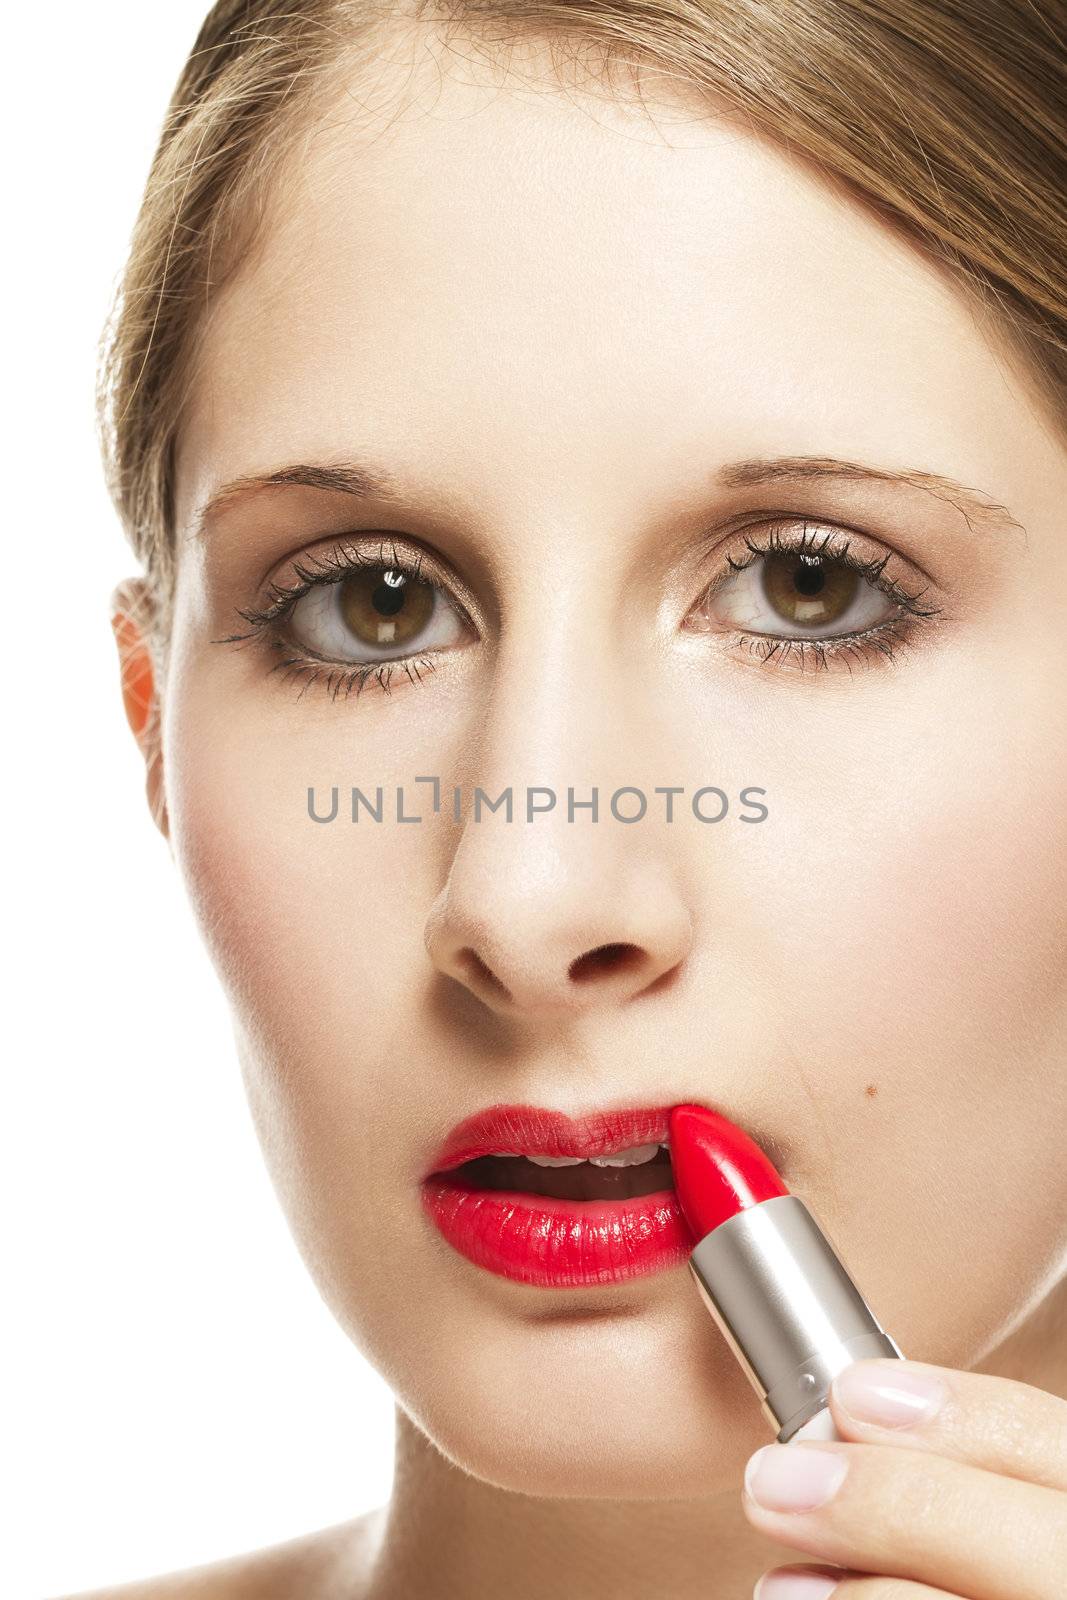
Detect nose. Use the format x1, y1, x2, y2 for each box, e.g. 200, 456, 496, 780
423, 677, 694, 1020
425, 842, 693, 1016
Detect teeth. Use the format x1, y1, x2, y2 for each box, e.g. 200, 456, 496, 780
587, 1142, 663, 1168
487, 1142, 666, 1169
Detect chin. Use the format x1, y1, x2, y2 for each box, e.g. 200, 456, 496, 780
409, 1395, 760, 1499
394, 1310, 767, 1498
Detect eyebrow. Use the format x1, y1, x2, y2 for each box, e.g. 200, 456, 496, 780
717, 455, 1023, 538
192, 454, 1023, 539
192, 461, 404, 536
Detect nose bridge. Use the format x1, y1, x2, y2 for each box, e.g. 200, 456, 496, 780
424, 636, 694, 1016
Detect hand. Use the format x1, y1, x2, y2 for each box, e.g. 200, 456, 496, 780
740, 1357, 1067, 1599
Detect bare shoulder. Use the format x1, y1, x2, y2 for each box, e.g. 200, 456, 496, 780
48, 1508, 387, 1600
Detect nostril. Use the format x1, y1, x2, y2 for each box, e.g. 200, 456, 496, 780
568, 942, 644, 983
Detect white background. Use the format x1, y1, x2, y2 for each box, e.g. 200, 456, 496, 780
4, 8, 396, 1595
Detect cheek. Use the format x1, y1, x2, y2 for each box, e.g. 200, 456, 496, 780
162, 661, 453, 1308
726, 649, 1067, 1364
164, 627, 465, 1050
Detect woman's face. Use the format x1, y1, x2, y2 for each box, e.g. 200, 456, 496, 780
160, 34, 1067, 1496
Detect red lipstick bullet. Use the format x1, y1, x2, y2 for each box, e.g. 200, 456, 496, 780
669, 1104, 903, 1442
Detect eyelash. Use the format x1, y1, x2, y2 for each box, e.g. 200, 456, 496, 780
215, 537, 453, 701
704, 520, 943, 675
214, 521, 943, 698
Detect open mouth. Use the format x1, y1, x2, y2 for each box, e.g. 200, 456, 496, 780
421, 1108, 690, 1287
438, 1142, 674, 1201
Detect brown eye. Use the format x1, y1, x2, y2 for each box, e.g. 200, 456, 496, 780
761, 553, 859, 628
285, 560, 469, 664
338, 567, 436, 648
695, 530, 903, 643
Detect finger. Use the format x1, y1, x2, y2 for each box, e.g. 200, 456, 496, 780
756, 1568, 962, 1599
828, 1359, 1067, 1492
741, 1439, 1067, 1600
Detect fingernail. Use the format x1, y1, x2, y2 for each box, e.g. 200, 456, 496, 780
744, 1445, 848, 1512
754, 1571, 841, 1599
834, 1361, 947, 1428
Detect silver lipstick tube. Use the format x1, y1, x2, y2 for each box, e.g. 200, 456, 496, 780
688, 1193, 902, 1442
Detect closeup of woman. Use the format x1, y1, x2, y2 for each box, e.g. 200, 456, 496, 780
84, 1, 1066, 1596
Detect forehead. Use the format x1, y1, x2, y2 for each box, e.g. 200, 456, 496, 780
175, 30, 1027, 535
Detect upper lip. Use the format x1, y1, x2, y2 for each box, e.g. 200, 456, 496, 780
424, 1102, 674, 1178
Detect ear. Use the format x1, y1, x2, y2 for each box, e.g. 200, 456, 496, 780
110, 577, 169, 840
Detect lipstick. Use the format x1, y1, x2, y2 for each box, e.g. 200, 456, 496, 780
669, 1103, 903, 1442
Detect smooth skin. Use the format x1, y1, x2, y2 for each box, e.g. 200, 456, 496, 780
97, 22, 1067, 1600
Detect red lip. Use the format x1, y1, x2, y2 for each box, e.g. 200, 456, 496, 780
424, 1102, 672, 1176
421, 1102, 689, 1288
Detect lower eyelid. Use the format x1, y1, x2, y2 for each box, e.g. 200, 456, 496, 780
271, 651, 442, 701
730, 612, 925, 674
685, 542, 937, 673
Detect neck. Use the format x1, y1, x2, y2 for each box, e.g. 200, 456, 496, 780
973, 1271, 1067, 1396
365, 1411, 815, 1600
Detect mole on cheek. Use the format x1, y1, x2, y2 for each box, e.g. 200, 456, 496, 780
864, 1083, 878, 1098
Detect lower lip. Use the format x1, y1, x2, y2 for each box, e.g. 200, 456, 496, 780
420, 1170, 691, 1286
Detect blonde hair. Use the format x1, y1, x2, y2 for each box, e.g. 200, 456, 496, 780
98, 0, 1067, 634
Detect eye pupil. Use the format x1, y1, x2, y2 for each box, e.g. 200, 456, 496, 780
372, 573, 407, 616
793, 559, 825, 597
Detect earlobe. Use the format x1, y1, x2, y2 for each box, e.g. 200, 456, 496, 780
110, 578, 169, 841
